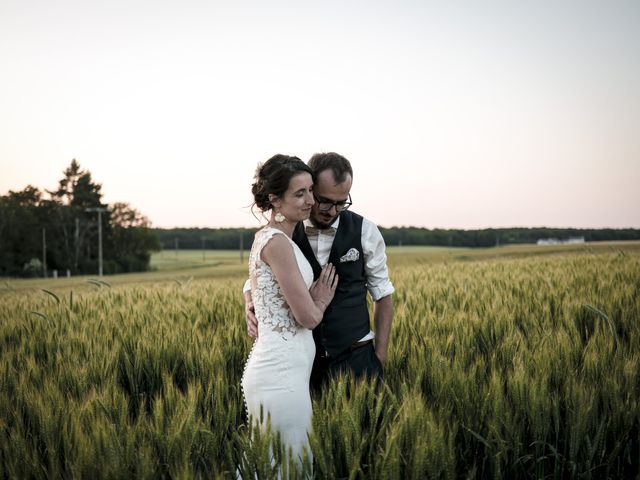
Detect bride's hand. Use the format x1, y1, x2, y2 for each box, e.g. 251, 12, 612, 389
310, 263, 338, 311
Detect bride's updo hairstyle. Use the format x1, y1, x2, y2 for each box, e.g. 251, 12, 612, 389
252, 154, 313, 215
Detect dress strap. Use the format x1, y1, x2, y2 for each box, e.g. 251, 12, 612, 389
253, 227, 288, 253
250, 227, 291, 268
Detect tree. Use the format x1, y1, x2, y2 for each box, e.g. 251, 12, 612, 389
49, 159, 103, 208
110, 202, 151, 229
1, 160, 160, 277
104, 202, 160, 273
46, 160, 107, 273
0, 186, 44, 276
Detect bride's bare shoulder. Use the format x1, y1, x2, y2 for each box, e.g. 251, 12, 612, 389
260, 230, 294, 265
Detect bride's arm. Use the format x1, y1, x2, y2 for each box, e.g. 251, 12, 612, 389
261, 234, 336, 329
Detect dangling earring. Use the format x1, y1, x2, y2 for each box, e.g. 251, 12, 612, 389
274, 211, 285, 223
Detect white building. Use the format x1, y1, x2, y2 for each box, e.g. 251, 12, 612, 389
537, 236, 585, 245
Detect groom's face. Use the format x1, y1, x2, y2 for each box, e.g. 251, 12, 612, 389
310, 169, 352, 228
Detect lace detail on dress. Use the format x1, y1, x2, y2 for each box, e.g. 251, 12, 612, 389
249, 227, 310, 340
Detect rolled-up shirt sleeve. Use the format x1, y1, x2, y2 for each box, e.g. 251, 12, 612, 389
362, 218, 394, 301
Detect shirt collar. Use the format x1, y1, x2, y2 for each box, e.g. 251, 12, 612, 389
303, 216, 340, 230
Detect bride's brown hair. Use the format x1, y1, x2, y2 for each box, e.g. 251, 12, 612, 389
251, 154, 313, 215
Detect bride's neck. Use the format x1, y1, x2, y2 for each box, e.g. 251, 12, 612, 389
267, 221, 295, 238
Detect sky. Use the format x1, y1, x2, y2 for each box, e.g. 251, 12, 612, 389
1, 0, 639, 229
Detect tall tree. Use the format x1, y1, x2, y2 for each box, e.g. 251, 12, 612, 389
47, 160, 106, 273
50, 159, 103, 207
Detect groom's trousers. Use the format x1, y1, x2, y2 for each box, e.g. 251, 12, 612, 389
310, 340, 383, 394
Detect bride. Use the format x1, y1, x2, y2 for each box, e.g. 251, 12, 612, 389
241, 154, 338, 472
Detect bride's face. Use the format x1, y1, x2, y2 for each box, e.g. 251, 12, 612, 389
274, 172, 314, 222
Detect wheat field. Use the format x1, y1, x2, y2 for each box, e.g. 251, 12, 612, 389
1, 243, 639, 478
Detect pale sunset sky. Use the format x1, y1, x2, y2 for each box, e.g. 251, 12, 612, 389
1, 0, 639, 229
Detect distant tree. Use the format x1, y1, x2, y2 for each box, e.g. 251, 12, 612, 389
105, 202, 160, 273
49, 159, 103, 208
45, 160, 107, 273
0, 160, 160, 277
110, 202, 151, 228
0, 186, 44, 276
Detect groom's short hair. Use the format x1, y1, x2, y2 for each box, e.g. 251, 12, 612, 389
308, 152, 353, 184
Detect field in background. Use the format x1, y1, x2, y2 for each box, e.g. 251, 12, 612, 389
4, 241, 639, 294
1, 241, 639, 478
150, 249, 247, 271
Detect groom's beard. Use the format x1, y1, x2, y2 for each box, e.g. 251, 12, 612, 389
310, 211, 339, 229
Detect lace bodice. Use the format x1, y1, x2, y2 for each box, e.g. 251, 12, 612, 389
249, 227, 314, 340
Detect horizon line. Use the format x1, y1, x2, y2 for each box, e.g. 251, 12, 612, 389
151, 224, 640, 231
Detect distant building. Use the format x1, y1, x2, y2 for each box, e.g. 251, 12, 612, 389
537, 236, 585, 245
566, 236, 586, 244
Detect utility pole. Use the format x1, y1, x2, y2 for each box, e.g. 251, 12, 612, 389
201, 237, 206, 262
86, 207, 108, 276
175, 237, 179, 259
42, 228, 47, 278
239, 231, 244, 263
74, 217, 80, 270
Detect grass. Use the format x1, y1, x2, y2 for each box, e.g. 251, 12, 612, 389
1, 241, 639, 478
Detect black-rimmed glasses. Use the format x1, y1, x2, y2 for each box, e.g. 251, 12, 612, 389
313, 193, 352, 212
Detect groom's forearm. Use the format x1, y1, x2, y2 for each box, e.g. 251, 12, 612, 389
373, 295, 393, 364
244, 287, 259, 339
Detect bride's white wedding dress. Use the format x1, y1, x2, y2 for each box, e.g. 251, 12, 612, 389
241, 226, 316, 468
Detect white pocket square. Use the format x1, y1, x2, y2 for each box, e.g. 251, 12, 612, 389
339, 248, 360, 263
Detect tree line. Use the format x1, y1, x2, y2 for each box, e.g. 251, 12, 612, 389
4, 160, 637, 278
378, 227, 640, 247
155, 226, 640, 250
0, 160, 160, 277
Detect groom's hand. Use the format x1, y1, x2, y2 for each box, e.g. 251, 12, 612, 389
244, 291, 258, 338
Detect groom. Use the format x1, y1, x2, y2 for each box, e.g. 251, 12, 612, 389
244, 152, 394, 392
